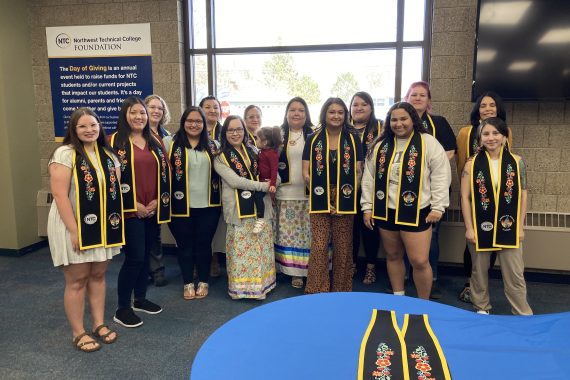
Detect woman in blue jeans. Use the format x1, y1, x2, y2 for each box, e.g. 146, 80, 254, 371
164, 106, 222, 300
111, 96, 171, 328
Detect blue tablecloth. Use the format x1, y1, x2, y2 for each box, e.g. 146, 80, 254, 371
191, 293, 570, 379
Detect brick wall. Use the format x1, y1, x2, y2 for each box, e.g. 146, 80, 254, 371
431, 0, 570, 212
28, 0, 185, 188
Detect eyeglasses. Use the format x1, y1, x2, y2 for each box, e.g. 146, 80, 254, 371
185, 119, 203, 126
246, 115, 261, 120
227, 128, 244, 135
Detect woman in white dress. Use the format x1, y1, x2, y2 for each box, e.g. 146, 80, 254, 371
48, 107, 122, 352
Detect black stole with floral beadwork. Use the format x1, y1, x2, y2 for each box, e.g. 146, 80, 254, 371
111, 133, 171, 223
221, 145, 257, 218
358, 310, 452, 380
170, 138, 221, 217
467, 125, 479, 159
111, 132, 136, 212
373, 132, 424, 226
471, 147, 520, 251
73, 144, 124, 250
308, 129, 358, 214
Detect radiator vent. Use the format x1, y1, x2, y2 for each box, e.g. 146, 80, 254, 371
443, 209, 570, 231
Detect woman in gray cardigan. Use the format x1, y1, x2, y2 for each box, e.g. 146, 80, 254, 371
214, 115, 276, 300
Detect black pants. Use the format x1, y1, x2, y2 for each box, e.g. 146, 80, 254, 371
168, 207, 221, 284
117, 217, 159, 309
254, 191, 266, 218
352, 192, 380, 266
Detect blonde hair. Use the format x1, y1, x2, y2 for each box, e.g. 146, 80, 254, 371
144, 94, 171, 126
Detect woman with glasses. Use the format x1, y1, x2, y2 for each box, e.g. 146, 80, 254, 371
144, 94, 172, 287
164, 107, 221, 300
214, 115, 276, 300
244, 105, 262, 147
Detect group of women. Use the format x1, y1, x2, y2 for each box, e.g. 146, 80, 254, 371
47, 84, 533, 353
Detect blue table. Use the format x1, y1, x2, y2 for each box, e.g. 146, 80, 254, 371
191, 293, 570, 379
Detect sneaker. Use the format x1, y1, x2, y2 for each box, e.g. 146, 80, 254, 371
476, 310, 490, 315
153, 271, 168, 287
459, 284, 471, 303
430, 282, 442, 300
252, 219, 265, 234
133, 299, 163, 314
113, 307, 143, 328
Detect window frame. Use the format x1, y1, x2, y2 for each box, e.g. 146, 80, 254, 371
183, 0, 433, 106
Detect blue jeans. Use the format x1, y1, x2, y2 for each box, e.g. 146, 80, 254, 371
405, 220, 440, 281
117, 217, 160, 309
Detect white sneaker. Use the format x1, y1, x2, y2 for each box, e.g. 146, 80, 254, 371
252, 219, 265, 234
477, 310, 490, 315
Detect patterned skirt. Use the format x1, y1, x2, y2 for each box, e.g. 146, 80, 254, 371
274, 200, 312, 277
226, 218, 276, 299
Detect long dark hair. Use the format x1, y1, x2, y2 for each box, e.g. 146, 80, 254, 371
281, 97, 313, 137
113, 96, 159, 151
218, 115, 257, 159
349, 91, 380, 132
55, 107, 112, 162
477, 117, 510, 152
173, 106, 211, 151
470, 91, 506, 127
368, 102, 426, 156
318, 97, 350, 131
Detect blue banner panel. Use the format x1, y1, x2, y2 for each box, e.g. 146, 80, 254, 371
48, 56, 153, 139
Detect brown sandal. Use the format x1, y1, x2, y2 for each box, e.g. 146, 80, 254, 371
73, 332, 101, 352
92, 324, 118, 344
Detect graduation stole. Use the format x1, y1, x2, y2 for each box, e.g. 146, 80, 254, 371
208, 122, 222, 141
110, 132, 171, 224
278, 127, 306, 184
466, 125, 479, 159
471, 147, 521, 251
358, 310, 452, 380
247, 130, 258, 147
73, 144, 124, 250
372, 132, 424, 226
308, 128, 358, 214
169, 138, 221, 217
422, 114, 436, 138
221, 144, 258, 218
362, 120, 382, 145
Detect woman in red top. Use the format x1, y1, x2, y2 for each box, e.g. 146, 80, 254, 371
110, 97, 171, 328
252, 126, 282, 234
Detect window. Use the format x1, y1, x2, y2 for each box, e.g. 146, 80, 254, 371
185, 0, 431, 125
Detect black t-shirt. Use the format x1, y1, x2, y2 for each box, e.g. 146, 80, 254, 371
422, 113, 457, 152
302, 129, 364, 185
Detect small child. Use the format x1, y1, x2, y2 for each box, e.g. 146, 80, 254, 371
253, 126, 282, 234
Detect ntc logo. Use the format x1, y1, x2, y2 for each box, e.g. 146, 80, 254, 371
55, 33, 71, 48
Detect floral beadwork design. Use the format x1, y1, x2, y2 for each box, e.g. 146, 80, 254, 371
117, 149, 128, 172
406, 145, 418, 183
371, 342, 395, 380
504, 163, 515, 204
377, 143, 389, 180
476, 170, 490, 210
230, 151, 248, 177
156, 148, 168, 184
80, 158, 95, 201
106, 158, 118, 200
314, 140, 324, 176
366, 130, 375, 145
410, 345, 435, 380
342, 140, 352, 175
173, 147, 184, 181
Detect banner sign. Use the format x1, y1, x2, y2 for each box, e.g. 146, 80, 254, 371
46, 23, 153, 141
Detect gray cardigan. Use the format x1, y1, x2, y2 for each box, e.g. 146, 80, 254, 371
214, 155, 273, 226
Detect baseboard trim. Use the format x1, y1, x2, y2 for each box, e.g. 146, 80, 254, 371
0, 239, 48, 257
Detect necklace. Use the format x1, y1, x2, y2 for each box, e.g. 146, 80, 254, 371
289, 130, 303, 146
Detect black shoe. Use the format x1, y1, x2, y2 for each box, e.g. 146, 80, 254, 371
113, 307, 143, 328
153, 271, 168, 287
133, 299, 163, 314
430, 282, 442, 300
